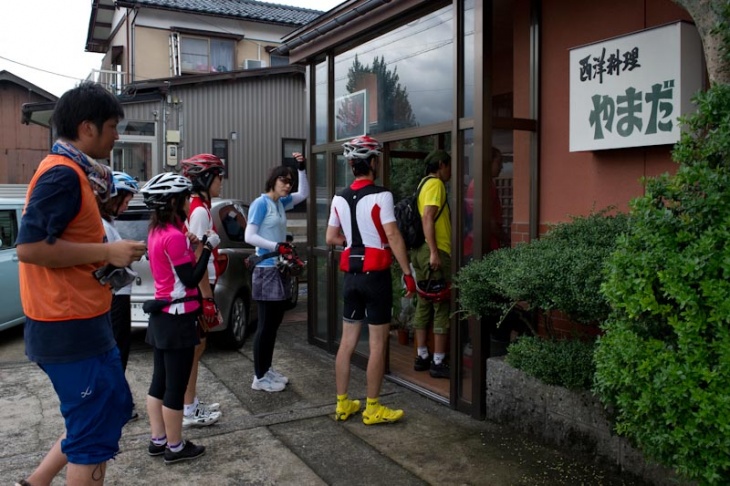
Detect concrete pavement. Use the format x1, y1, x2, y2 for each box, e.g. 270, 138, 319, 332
0, 294, 647, 485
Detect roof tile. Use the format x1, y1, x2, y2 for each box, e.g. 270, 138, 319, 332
123, 0, 323, 26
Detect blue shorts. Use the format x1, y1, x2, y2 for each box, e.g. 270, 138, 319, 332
40, 348, 133, 465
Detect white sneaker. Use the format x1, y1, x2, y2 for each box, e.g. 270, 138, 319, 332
251, 374, 286, 392
199, 401, 220, 412
267, 368, 289, 385
182, 405, 221, 427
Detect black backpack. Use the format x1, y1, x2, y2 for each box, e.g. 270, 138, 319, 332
394, 176, 446, 250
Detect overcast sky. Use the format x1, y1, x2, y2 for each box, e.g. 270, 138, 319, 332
0, 0, 343, 97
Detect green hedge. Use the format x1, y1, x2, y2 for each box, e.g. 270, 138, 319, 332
455, 211, 628, 331
506, 336, 595, 390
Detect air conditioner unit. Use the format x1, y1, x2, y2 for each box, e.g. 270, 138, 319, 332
243, 59, 266, 69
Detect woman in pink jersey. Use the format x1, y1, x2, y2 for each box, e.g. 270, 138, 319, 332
140, 172, 220, 464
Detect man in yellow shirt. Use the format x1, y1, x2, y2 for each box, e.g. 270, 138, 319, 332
412, 149, 452, 379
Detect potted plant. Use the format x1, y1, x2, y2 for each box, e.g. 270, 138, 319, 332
391, 296, 415, 345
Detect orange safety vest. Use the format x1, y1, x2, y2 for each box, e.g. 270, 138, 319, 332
19, 155, 111, 321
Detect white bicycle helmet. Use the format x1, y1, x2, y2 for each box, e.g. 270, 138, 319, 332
342, 135, 382, 160
141, 172, 192, 208
112, 171, 140, 195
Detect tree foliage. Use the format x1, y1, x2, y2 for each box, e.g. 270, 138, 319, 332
594, 84, 730, 485
344, 55, 417, 133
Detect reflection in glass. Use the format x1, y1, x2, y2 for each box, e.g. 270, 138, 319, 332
315, 61, 328, 144
334, 154, 355, 194
461, 129, 475, 264
463, 0, 475, 118
389, 134, 451, 201
493, 129, 514, 250
117, 120, 155, 136
460, 128, 475, 404
333, 5, 453, 137
315, 255, 328, 340
315, 153, 328, 247
111, 142, 152, 182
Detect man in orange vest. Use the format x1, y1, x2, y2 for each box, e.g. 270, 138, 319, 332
15, 82, 146, 486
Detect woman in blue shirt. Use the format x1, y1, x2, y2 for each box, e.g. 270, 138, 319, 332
244, 154, 308, 392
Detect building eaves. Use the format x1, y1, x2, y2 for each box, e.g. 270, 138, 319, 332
0, 70, 58, 102
120, 64, 306, 96
115, 0, 323, 27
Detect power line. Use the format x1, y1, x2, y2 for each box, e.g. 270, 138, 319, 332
0, 54, 89, 81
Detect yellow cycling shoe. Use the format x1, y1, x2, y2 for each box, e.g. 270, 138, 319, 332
335, 398, 361, 421
362, 404, 404, 425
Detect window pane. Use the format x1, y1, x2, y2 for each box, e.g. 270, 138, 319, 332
334, 154, 355, 193
211, 38, 234, 72
315, 61, 327, 144
270, 54, 289, 67
0, 209, 18, 249
315, 153, 328, 247
182, 37, 209, 72
217, 203, 247, 242
462, 128, 475, 264
334, 5, 453, 138
463, 0, 475, 118
314, 255, 328, 340
112, 142, 152, 182
118, 120, 155, 136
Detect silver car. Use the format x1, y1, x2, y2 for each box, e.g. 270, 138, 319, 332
116, 198, 258, 349
0, 198, 24, 332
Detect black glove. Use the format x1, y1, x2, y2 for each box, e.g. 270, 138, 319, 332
293, 152, 306, 171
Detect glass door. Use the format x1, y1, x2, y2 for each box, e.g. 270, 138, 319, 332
386, 134, 451, 401
111, 137, 156, 182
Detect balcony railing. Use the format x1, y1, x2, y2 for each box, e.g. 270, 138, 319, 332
85, 69, 127, 95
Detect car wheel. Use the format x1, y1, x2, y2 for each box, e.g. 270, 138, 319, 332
284, 277, 299, 310
213, 294, 248, 350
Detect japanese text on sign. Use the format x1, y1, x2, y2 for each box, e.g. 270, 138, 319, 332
589, 80, 674, 140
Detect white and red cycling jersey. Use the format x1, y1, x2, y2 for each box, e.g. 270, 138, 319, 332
328, 179, 395, 273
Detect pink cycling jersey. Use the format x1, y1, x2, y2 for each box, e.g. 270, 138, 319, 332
148, 223, 200, 314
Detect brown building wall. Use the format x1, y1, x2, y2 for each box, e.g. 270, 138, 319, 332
535, 0, 692, 227
0, 82, 52, 184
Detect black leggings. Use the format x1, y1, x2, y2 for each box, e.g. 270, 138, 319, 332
253, 300, 286, 379
111, 294, 132, 371
148, 346, 195, 410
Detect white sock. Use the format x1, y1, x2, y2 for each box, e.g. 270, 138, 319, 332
168, 440, 184, 452
433, 353, 445, 365
418, 347, 429, 359
183, 397, 199, 416
151, 435, 167, 446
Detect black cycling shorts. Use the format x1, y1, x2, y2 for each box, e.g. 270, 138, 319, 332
342, 269, 392, 325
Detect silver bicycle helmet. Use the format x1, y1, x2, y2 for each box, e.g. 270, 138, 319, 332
140, 172, 192, 208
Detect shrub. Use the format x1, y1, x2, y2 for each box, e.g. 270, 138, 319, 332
455, 211, 628, 333
506, 336, 596, 390
594, 84, 730, 485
